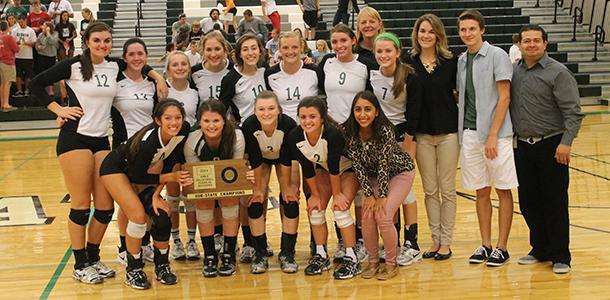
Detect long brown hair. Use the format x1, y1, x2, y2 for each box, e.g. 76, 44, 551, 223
342, 91, 393, 142
374, 32, 414, 99
80, 22, 112, 81
197, 99, 237, 159
410, 14, 453, 60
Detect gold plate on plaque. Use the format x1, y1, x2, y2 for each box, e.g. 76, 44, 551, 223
183, 159, 252, 199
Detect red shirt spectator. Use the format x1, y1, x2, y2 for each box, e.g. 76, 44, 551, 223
0, 30, 19, 65
27, 7, 52, 35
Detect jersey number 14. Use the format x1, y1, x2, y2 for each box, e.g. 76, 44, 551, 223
285, 86, 301, 101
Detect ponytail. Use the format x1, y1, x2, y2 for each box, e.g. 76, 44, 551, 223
80, 22, 112, 81
392, 59, 414, 99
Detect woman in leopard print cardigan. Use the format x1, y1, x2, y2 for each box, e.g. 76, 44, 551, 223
343, 91, 416, 280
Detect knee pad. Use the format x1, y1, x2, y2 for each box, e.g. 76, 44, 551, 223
334, 210, 354, 228
221, 205, 239, 220
183, 196, 196, 212
354, 191, 364, 208
196, 208, 214, 223
166, 195, 181, 213
283, 201, 299, 219
93, 208, 114, 224
69, 208, 90, 226
402, 190, 416, 205
309, 209, 326, 225
126, 220, 147, 239
150, 209, 172, 241
247, 202, 264, 219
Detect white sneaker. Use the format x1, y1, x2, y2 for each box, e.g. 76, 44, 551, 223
214, 234, 224, 254
117, 249, 127, 266
397, 245, 422, 266
172, 240, 186, 260
354, 240, 368, 262
240, 245, 255, 263
266, 241, 274, 257
379, 247, 386, 261
91, 260, 116, 278
186, 239, 201, 259
73, 265, 104, 284
142, 244, 154, 263
333, 241, 346, 263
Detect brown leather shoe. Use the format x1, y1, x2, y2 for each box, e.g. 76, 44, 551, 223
376, 265, 399, 280
361, 263, 379, 279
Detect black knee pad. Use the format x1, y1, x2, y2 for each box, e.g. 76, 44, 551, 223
69, 208, 90, 226
248, 202, 264, 219
93, 208, 114, 224
150, 209, 172, 241
283, 201, 299, 219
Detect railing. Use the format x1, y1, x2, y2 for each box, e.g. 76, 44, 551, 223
135, 0, 143, 37
571, 5, 583, 40
592, 25, 606, 61
553, 0, 564, 23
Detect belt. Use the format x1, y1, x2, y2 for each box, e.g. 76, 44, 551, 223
517, 131, 563, 145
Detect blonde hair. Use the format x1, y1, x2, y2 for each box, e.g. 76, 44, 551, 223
410, 14, 453, 60
374, 32, 414, 99
355, 7, 385, 43
200, 30, 229, 57
165, 51, 192, 81
278, 31, 302, 48
316, 39, 329, 52
81, 8, 96, 22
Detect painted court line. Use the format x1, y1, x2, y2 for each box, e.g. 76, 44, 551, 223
39, 246, 72, 300
0, 146, 48, 182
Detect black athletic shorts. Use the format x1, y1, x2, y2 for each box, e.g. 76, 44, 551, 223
15, 58, 33, 80
303, 10, 318, 28
227, 7, 237, 15
99, 148, 127, 176
56, 129, 110, 156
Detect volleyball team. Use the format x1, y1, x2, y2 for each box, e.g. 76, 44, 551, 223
31, 6, 578, 290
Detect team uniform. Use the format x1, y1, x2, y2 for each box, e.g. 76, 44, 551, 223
264, 62, 323, 121
167, 81, 200, 127
31, 56, 150, 155
111, 72, 158, 148
219, 65, 266, 123
320, 54, 375, 123
191, 60, 232, 101
369, 69, 411, 139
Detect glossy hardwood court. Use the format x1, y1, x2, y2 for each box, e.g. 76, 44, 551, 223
1, 106, 609, 299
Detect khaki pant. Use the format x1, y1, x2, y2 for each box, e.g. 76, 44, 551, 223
415, 133, 459, 246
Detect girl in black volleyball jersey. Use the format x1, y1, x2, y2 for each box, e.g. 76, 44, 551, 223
320, 23, 375, 263
30, 22, 166, 285
264, 31, 323, 121
371, 32, 423, 266
219, 33, 267, 124
165, 51, 201, 261
112, 38, 159, 266
242, 91, 299, 274
289, 96, 361, 280
100, 99, 191, 290
183, 99, 246, 277
191, 31, 232, 101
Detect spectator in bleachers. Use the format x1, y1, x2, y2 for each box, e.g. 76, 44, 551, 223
200, 8, 223, 34
221, 0, 238, 33
355, 7, 383, 63
47, 0, 73, 24
0, 0, 13, 19
6, 14, 18, 31
11, 14, 36, 97
509, 33, 521, 64
171, 13, 191, 42
26, 0, 50, 35
213, 23, 229, 41
79, 7, 95, 38
55, 10, 75, 102
189, 21, 203, 44
34, 20, 57, 97
265, 28, 279, 62
312, 39, 329, 64
6, 0, 26, 18
261, 0, 280, 32
174, 24, 190, 51
235, 9, 267, 43
296, 0, 319, 41
28, 0, 46, 12
185, 39, 201, 67
0, 20, 19, 111
293, 28, 312, 58
332, 0, 359, 26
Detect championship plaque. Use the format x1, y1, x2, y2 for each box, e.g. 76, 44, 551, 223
183, 159, 253, 199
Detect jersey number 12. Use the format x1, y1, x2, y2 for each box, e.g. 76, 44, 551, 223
94, 74, 110, 87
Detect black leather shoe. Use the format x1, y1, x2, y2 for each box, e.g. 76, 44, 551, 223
422, 251, 438, 259
434, 249, 452, 261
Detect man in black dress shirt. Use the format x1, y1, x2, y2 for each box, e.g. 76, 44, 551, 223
510, 24, 584, 274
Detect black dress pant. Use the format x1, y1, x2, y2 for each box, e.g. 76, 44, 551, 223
514, 134, 571, 265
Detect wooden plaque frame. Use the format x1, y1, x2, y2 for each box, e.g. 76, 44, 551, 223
182, 159, 253, 199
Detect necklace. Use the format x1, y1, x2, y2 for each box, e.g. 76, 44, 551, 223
420, 56, 437, 74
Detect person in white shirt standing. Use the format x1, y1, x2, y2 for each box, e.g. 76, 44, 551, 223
200, 8, 223, 34
11, 14, 36, 96
508, 33, 522, 64
48, 0, 73, 24
261, 0, 280, 32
